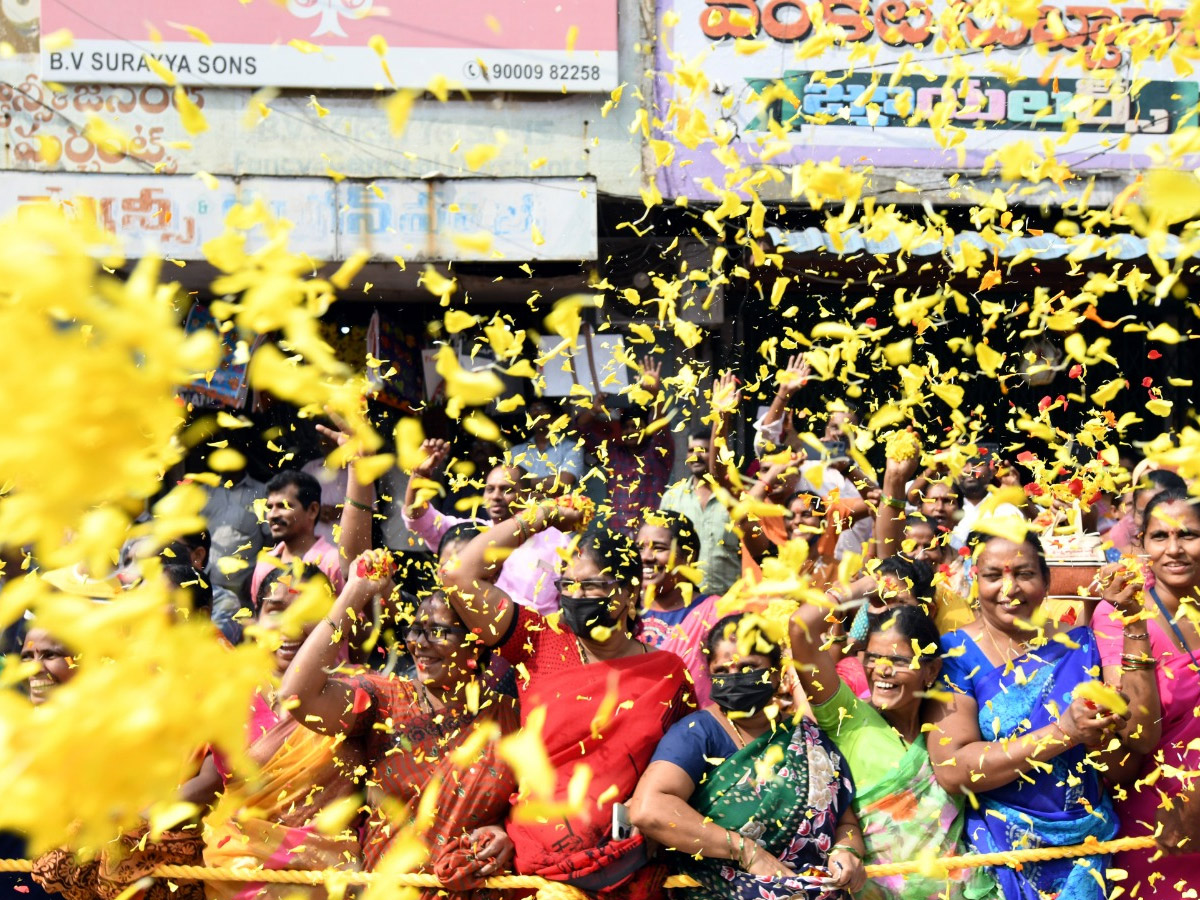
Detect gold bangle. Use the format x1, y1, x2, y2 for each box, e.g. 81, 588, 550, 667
1051, 721, 1073, 745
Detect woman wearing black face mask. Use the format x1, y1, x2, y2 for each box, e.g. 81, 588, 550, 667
441, 507, 693, 899
629, 614, 865, 900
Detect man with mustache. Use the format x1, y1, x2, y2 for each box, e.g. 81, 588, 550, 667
249, 470, 345, 606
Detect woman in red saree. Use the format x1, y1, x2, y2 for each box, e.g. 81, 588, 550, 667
442, 508, 694, 899
280, 559, 520, 900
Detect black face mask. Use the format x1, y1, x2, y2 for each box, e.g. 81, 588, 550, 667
710, 669, 777, 713
561, 597, 620, 638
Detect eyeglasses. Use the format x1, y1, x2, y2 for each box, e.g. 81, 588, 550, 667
404, 623, 470, 645
554, 577, 619, 599
864, 652, 918, 670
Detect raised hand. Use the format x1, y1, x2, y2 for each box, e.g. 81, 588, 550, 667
1092, 561, 1144, 614
711, 371, 741, 416
549, 494, 595, 532
776, 353, 810, 398
316, 422, 350, 448
640, 354, 663, 395
318, 406, 364, 466
414, 438, 451, 479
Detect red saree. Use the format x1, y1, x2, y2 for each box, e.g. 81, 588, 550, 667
498, 609, 693, 896
345, 672, 520, 900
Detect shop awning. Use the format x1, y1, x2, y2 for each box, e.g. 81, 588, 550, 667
766, 226, 1195, 262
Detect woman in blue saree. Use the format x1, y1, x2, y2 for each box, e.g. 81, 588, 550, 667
926, 527, 1145, 900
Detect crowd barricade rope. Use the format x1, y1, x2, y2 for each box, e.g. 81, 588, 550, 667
0, 835, 1159, 897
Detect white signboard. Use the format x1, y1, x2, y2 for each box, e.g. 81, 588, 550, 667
341, 179, 599, 262
0, 173, 598, 262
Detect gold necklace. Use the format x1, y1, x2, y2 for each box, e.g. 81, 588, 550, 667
722, 710, 749, 749
980, 619, 1028, 664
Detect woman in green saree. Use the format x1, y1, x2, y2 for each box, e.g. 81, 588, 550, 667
790, 602, 994, 900
630, 613, 865, 899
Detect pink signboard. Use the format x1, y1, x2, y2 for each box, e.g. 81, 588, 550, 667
41, 0, 616, 91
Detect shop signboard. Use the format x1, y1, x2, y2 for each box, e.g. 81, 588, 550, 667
655, 0, 1198, 197
340, 179, 598, 261
0, 172, 598, 262
40, 0, 617, 92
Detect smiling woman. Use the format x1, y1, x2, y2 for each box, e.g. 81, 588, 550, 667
1089, 489, 1200, 897
20, 627, 75, 706
204, 563, 362, 900
636, 510, 720, 705
925, 527, 1135, 900
279, 560, 520, 898
790, 600, 994, 900
23, 624, 210, 900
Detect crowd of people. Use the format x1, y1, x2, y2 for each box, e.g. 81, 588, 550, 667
6, 359, 1200, 900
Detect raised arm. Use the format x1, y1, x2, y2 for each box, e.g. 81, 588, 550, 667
905, 466, 936, 508
278, 566, 390, 735
403, 439, 451, 519
875, 453, 920, 559
758, 354, 808, 452
639, 354, 667, 432
788, 603, 843, 707
315, 422, 375, 581
1095, 566, 1162, 782
440, 503, 582, 646
709, 371, 743, 493
925, 684, 1126, 795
